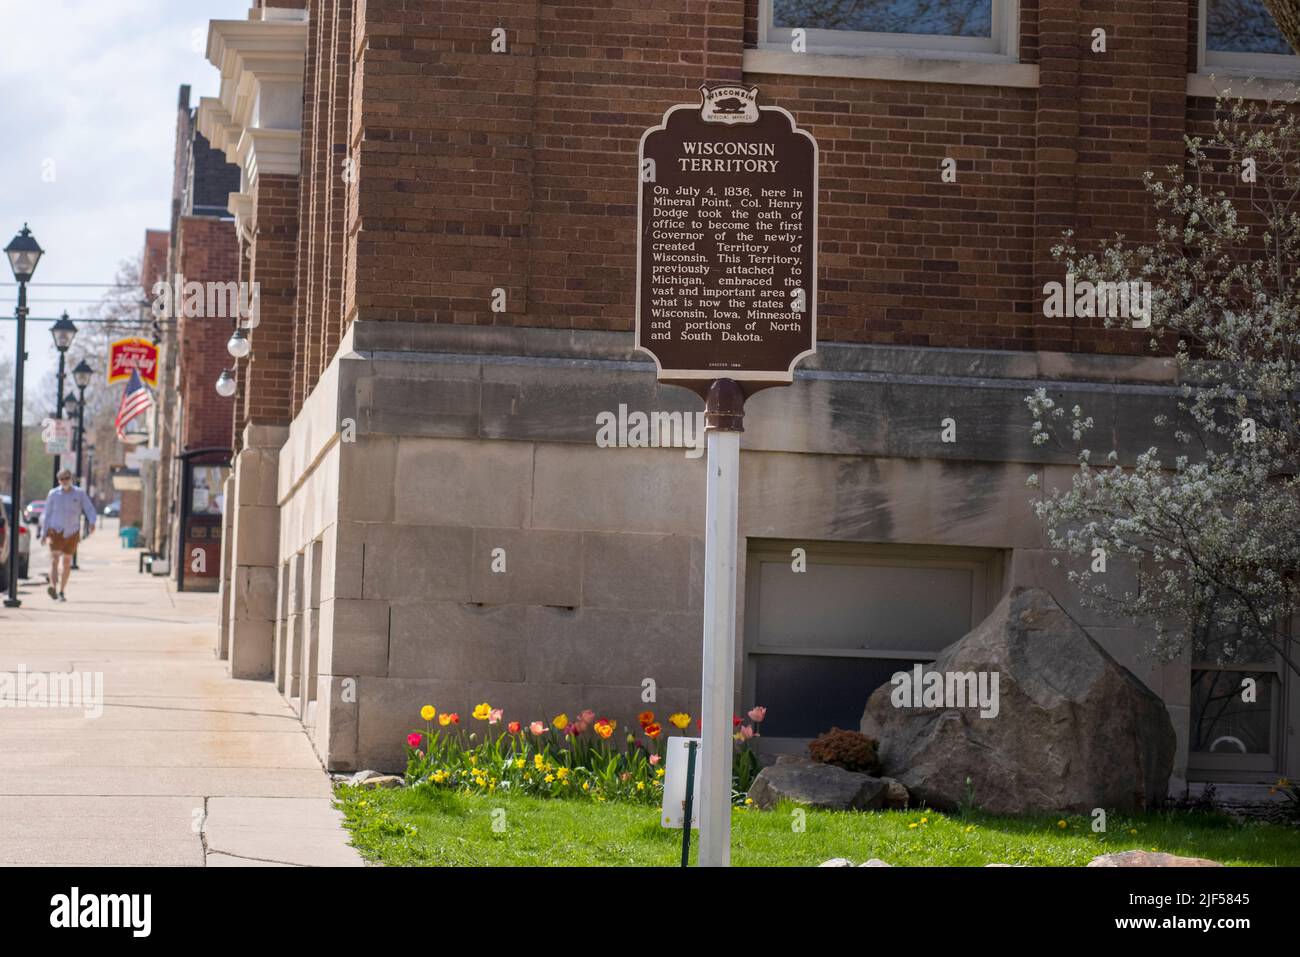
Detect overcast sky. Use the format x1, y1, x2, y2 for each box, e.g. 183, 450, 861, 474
0, 0, 250, 405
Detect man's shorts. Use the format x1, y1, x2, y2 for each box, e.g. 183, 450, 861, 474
47, 530, 79, 555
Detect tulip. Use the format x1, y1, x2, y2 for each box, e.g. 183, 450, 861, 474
530, 720, 546, 735
507, 720, 521, 734
406, 732, 423, 748
747, 706, 766, 723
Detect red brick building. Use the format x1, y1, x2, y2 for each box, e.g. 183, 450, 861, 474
145, 85, 242, 591
191, 0, 1300, 794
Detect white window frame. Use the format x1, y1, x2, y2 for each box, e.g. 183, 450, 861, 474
1197, 0, 1300, 78
742, 540, 1004, 754
758, 0, 1020, 63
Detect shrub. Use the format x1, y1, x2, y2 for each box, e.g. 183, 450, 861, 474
807, 727, 880, 774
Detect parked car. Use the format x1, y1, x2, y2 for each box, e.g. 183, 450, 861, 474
0, 498, 8, 591
23, 499, 44, 526
0, 495, 31, 584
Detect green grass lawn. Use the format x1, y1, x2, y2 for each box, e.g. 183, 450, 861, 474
335, 784, 1300, 867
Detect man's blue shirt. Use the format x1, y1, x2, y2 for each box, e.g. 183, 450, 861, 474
40, 485, 97, 536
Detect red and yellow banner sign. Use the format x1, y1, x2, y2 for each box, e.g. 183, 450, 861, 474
107, 337, 159, 388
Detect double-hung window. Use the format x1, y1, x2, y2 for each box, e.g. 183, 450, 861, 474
759, 0, 1020, 61
1200, 0, 1300, 76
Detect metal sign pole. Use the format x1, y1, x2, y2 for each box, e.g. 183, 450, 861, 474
680, 739, 698, 867
698, 378, 744, 867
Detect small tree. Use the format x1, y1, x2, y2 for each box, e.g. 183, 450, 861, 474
1028, 92, 1300, 681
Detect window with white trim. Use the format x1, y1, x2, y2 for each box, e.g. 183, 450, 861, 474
1200, 0, 1300, 76
1188, 624, 1289, 776
760, 0, 1019, 60
742, 541, 1003, 746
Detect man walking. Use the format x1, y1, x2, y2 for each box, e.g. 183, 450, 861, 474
40, 469, 96, 602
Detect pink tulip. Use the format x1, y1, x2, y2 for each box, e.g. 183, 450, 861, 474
529, 721, 546, 735
489, 708, 503, 725
747, 706, 767, 723
649, 754, 661, 765
579, 709, 596, 723
738, 724, 755, 740
572, 720, 589, 735
406, 732, 422, 748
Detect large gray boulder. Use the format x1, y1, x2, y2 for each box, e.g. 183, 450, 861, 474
861, 587, 1175, 815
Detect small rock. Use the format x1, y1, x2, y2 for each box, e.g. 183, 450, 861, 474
819, 858, 854, 867
357, 774, 403, 789
859, 859, 892, 867
883, 780, 909, 809
1087, 850, 1223, 867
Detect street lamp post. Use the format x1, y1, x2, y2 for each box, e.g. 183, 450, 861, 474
49, 312, 77, 488
72, 360, 92, 485
70, 361, 92, 572
4, 224, 44, 608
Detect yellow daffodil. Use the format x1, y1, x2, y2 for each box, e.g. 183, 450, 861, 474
1057, 820, 1067, 829
545, 774, 554, 783
514, 758, 525, 769
534, 754, 545, 770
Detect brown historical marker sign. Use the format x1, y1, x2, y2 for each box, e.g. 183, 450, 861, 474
636, 85, 818, 384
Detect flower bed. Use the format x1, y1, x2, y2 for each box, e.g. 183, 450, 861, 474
402, 703, 769, 805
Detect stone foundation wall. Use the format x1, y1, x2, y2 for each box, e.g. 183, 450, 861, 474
271, 321, 1189, 787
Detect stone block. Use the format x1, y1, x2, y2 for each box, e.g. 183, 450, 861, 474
317, 598, 390, 677
233, 504, 281, 567
532, 444, 705, 535
524, 606, 701, 687
1007, 547, 1142, 629
361, 525, 474, 603
393, 437, 533, 528
338, 436, 396, 524
313, 675, 358, 772
742, 453, 1041, 549
228, 617, 274, 680
232, 564, 280, 624
357, 358, 482, 439
581, 531, 693, 610
387, 602, 528, 682
469, 528, 583, 607
321, 522, 364, 602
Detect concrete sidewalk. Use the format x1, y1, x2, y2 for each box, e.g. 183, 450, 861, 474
0, 519, 363, 866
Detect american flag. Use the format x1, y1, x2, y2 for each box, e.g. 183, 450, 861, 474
114, 368, 153, 441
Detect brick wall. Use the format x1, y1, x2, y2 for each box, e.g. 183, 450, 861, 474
273, 1, 1255, 402
243, 173, 300, 427
176, 216, 240, 452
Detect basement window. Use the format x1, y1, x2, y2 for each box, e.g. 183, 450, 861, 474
760, 0, 1019, 60
1189, 626, 1288, 777
742, 541, 1003, 749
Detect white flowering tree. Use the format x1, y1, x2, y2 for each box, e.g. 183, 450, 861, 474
1027, 92, 1300, 682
